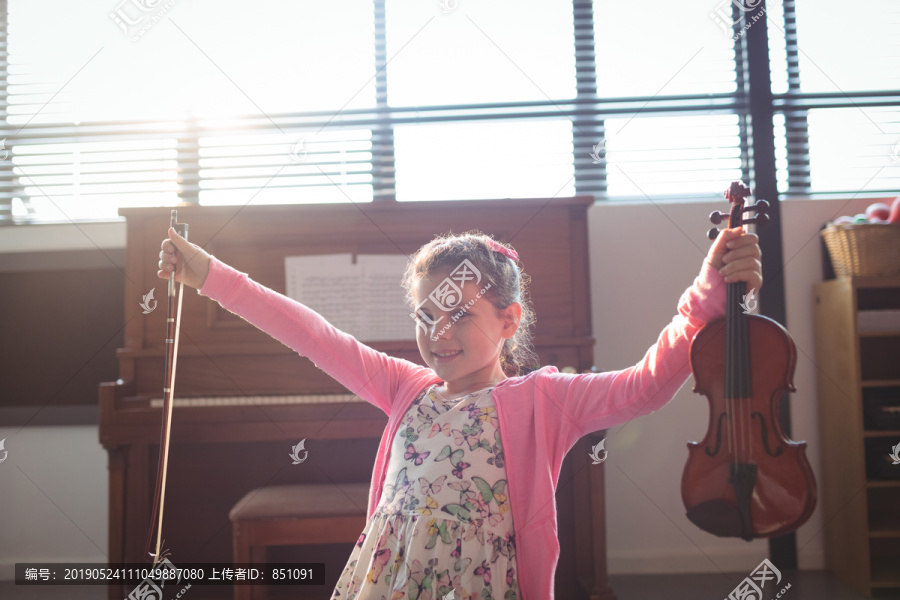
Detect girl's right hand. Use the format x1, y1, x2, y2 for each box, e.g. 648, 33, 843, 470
158, 226, 211, 290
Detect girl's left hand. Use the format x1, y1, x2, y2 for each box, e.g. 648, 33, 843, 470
707, 226, 763, 293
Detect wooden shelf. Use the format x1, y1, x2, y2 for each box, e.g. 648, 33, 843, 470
863, 430, 900, 439
814, 276, 900, 598
862, 380, 900, 388
867, 481, 900, 488
870, 553, 900, 588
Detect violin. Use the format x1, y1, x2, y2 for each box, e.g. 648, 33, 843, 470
681, 182, 816, 541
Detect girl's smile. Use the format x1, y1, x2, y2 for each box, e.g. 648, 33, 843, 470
433, 349, 462, 362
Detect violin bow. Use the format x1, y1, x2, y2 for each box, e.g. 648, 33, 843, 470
145, 209, 188, 566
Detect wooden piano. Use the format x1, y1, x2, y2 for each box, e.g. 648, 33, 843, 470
99, 197, 614, 600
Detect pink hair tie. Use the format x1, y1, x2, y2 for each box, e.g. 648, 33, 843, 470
484, 237, 519, 262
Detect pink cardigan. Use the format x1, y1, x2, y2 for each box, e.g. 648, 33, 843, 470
198, 256, 727, 599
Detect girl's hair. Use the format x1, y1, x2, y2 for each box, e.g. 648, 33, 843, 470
402, 229, 539, 377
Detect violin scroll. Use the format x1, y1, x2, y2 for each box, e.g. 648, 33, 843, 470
707, 182, 770, 240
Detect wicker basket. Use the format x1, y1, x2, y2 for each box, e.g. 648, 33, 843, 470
821, 223, 900, 278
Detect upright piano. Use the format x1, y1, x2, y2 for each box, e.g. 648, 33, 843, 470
99, 197, 614, 600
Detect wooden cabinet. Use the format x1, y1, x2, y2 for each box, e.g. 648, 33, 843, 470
813, 276, 900, 598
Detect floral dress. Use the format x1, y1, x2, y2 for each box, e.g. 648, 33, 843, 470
331, 384, 518, 600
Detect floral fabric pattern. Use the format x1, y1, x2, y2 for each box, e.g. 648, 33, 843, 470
331, 384, 517, 600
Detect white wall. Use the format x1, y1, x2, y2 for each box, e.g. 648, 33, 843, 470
0, 425, 109, 579
0, 196, 881, 579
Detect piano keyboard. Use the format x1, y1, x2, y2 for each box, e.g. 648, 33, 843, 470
149, 394, 364, 408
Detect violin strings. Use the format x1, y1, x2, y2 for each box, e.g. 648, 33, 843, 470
743, 290, 751, 466
736, 221, 747, 467
736, 282, 741, 465
741, 283, 748, 465
738, 281, 749, 466
724, 283, 731, 460
727, 281, 736, 466
738, 282, 743, 465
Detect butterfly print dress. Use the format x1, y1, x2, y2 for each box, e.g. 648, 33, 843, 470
331, 384, 518, 600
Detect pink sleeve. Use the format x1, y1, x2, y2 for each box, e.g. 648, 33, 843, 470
197, 256, 432, 414
550, 258, 728, 436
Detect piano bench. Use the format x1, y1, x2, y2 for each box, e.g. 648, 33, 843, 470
229, 483, 370, 600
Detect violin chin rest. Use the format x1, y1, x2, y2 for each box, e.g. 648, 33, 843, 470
686, 501, 751, 541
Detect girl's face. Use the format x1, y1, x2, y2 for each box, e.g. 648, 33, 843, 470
412, 268, 521, 392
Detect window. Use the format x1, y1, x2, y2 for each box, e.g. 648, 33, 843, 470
2, 0, 378, 222
770, 0, 900, 195
1, 0, 898, 224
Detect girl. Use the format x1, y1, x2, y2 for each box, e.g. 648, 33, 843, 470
158, 225, 762, 600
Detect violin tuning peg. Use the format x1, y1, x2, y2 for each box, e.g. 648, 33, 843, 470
744, 213, 770, 227
708, 227, 719, 240
743, 199, 770, 215
709, 211, 727, 225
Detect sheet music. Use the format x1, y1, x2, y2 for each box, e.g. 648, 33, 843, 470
357, 254, 416, 341
285, 253, 414, 341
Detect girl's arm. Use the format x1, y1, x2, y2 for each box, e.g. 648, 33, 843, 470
197, 255, 434, 415
547, 227, 759, 437
549, 257, 727, 436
